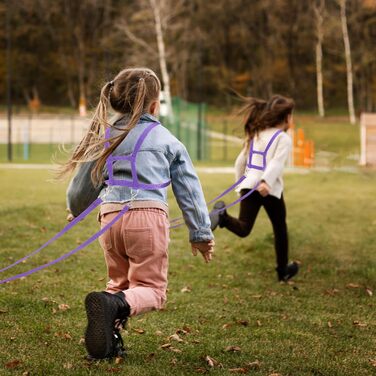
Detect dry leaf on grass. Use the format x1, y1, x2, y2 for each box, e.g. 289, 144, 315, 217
327, 321, 333, 328
155, 330, 163, 336
115, 357, 123, 364
205, 355, 219, 367
0, 308, 8, 314
169, 333, 184, 342
133, 328, 145, 334
22, 372, 30, 376
58, 303, 70, 311
237, 320, 249, 326
369, 359, 376, 367
365, 288, 373, 297
63, 362, 73, 369
181, 286, 192, 293
224, 345, 241, 352
268, 373, 283, 376
353, 321, 367, 327
346, 283, 361, 289
5, 359, 22, 369
256, 320, 262, 327
161, 343, 171, 349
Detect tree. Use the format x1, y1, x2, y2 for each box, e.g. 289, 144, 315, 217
339, 0, 356, 124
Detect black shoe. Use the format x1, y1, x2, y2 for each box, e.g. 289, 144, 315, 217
209, 201, 227, 231
84, 291, 130, 359
276, 262, 299, 282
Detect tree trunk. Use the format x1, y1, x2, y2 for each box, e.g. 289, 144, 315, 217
149, 0, 174, 120
314, 0, 325, 117
339, 0, 356, 124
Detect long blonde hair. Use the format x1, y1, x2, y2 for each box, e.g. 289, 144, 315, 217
57, 67, 161, 185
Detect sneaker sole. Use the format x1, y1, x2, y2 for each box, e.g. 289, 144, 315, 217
84, 292, 114, 359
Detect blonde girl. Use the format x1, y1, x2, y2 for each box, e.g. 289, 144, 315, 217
60, 68, 214, 359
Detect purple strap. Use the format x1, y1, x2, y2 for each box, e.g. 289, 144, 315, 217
105, 122, 171, 190
0, 198, 103, 274
0, 201, 129, 285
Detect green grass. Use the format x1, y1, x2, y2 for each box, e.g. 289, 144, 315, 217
0, 168, 375, 375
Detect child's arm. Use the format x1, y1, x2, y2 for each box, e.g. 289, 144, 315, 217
169, 143, 214, 260
260, 134, 291, 192
66, 160, 104, 218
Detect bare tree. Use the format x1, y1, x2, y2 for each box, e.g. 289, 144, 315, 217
314, 0, 325, 117
339, 0, 356, 124
149, 0, 173, 120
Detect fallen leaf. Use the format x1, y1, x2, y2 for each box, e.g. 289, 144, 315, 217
325, 288, 340, 296
63, 362, 73, 369
353, 320, 367, 327
222, 323, 232, 329
169, 333, 183, 342
79, 337, 85, 345
58, 303, 70, 311
133, 328, 145, 334
155, 330, 163, 336
5, 360, 22, 369
268, 374, 283, 376
22, 372, 30, 376
237, 320, 249, 326
161, 343, 171, 349
0, 308, 8, 314
256, 320, 262, 327
224, 296, 228, 304
369, 359, 376, 367
250, 294, 262, 299
365, 288, 373, 297
171, 358, 178, 366
191, 339, 201, 344
224, 345, 241, 352
205, 355, 218, 367
327, 321, 333, 328
346, 283, 361, 289
170, 347, 182, 353
176, 328, 189, 335
115, 357, 123, 364
229, 368, 248, 374
181, 286, 192, 293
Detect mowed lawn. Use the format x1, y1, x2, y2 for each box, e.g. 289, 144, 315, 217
0, 168, 375, 376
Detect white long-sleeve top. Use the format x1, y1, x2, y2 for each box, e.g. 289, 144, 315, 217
234, 128, 292, 199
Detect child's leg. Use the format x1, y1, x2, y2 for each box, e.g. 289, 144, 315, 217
222, 190, 262, 237
99, 213, 130, 292
121, 208, 169, 316
262, 194, 288, 268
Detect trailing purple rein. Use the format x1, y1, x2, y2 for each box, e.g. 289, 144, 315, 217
0, 122, 282, 285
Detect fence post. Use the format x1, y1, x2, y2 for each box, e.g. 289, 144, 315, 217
197, 102, 203, 160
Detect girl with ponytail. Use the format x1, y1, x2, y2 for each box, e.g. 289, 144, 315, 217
210, 94, 299, 282
59, 68, 214, 360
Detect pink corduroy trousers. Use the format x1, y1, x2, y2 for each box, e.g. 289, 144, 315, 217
98, 208, 169, 316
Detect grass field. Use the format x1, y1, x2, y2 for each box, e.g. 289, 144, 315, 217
0, 167, 375, 375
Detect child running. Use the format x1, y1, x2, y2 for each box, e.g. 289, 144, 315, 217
210, 95, 298, 282
59, 67, 214, 360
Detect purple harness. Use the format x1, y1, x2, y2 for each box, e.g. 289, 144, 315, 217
0, 123, 282, 284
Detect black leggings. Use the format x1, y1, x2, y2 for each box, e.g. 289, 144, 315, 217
222, 189, 288, 268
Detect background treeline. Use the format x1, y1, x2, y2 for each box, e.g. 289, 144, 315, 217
0, 0, 375, 113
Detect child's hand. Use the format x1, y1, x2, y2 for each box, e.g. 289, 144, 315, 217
66, 208, 75, 222
191, 240, 215, 263
257, 181, 270, 197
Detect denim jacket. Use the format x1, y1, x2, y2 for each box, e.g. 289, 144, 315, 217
67, 113, 213, 243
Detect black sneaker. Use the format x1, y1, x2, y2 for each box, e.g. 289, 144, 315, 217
84, 291, 130, 359
209, 201, 227, 231
276, 262, 299, 282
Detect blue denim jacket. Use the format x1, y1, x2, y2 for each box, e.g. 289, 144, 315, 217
67, 113, 213, 243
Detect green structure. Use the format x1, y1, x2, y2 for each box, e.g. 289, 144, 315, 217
162, 97, 208, 161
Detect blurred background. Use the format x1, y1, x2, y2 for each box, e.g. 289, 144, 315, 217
0, 0, 375, 167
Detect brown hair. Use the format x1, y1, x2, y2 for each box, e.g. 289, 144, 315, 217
57, 67, 161, 185
239, 94, 295, 147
